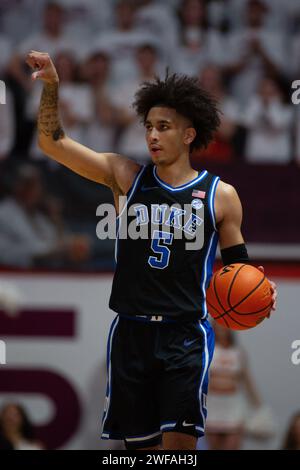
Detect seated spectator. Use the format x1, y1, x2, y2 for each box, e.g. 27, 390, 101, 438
56, 0, 114, 39
242, 76, 293, 164
8, 1, 83, 95
192, 64, 240, 164
52, 51, 93, 142
6, 2, 85, 157
18, 1, 84, 58
225, 0, 287, 105
282, 411, 300, 450
81, 49, 117, 153
93, 0, 161, 86
134, 0, 178, 60
0, 402, 44, 450
0, 0, 44, 44
171, 0, 225, 76
222, 0, 288, 32
284, 0, 300, 34
0, 35, 15, 160
261, 0, 295, 32
0, 164, 91, 269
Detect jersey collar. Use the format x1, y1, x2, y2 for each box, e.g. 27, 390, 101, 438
153, 166, 208, 192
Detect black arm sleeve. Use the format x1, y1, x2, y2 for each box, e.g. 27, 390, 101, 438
221, 243, 250, 266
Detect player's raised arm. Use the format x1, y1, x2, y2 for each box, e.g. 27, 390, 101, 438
25, 50, 140, 194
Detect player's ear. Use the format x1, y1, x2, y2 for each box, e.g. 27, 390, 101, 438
184, 127, 196, 146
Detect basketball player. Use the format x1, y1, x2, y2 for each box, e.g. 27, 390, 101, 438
26, 51, 277, 451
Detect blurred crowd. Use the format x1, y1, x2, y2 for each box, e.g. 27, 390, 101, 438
1, 0, 300, 269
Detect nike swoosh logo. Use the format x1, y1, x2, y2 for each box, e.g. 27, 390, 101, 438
182, 421, 195, 427
183, 338, 198, 347
140, 185, 159, 191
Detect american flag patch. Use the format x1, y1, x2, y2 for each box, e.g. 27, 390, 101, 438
192, 189, 206, 199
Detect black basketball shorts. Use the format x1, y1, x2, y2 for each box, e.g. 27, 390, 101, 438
101, 314, 215, 449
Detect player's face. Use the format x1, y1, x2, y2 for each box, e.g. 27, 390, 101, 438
145, 107, 195, 165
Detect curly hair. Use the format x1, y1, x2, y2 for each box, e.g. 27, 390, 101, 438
132, 72, 221, 151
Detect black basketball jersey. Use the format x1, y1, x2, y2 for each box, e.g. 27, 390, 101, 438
109, 163, 220, 320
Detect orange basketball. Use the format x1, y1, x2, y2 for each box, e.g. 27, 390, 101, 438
206, 263, 273, 330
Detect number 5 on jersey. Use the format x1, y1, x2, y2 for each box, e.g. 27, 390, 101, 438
148, 230, 174, 269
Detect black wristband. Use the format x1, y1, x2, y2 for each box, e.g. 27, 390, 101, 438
221, 243, 250, 266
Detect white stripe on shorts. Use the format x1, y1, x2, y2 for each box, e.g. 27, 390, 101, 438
125, 431, 161, 442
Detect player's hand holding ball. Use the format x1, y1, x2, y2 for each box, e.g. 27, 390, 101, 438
206, 264, 277, 330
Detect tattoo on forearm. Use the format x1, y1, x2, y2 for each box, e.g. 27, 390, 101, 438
38, 82, 65, 141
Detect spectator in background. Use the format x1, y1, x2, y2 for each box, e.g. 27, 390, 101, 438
51, 51, 93, 142
56, 0, 114, 40
0, 164, 91, 269
93, 0, 158, 86
134, 0, 178, 60
0, 0, 45, 44
0, 402, 44, 450
242, 76, 293, 164
285, 0, 300, 33
17, 1, 85, 59
111, 43, 163, 163
282, 411, 300, 450
6, 1, 83, 157
172, 0, 225, 76
192, 64, 239, 164
220, 0, 288, 32
177, 0, 208, 38
0, 34, 15, 161
8, 2, 79, 93
82, 49, 117, 153
205, 322, 263, 450
225, 0, 286, 105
